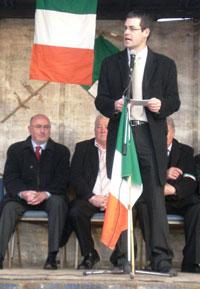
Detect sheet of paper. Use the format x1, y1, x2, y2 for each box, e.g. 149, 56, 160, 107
130, 99, 150, 106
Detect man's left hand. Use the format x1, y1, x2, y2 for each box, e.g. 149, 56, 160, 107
164, 183, 176, 196
147, 98, 161, 113
27, 191, 48, 205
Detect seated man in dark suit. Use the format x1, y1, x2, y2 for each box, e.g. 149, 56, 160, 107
0, 114, 70, 270
194, 154, 200, 193
69, 115, 110, 269
135, 116, 200, 273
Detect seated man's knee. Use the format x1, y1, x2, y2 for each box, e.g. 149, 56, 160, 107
69, 204, 81, 221
47, 195, 68, 212
0, 201, 24, 220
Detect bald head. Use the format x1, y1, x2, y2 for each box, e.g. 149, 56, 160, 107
28, 114, 51, 145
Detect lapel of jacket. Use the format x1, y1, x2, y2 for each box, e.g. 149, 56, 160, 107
118, 49, 130, 94
89, 139, 99, 176
168, 139, 181, 168
143, 48, 157, 99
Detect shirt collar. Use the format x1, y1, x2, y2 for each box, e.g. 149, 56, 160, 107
31, 139, 47, 151
127, 46, 148, 65
167, 143, 172, 155
95, 140, 106, 152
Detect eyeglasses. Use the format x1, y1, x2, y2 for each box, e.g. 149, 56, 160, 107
122, 26, 142, 32
31, 125, 50, 130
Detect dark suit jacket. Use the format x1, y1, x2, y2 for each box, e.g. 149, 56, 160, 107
1, 136, 70, 209
70, 138, 98, 201
95, 48, 180, 184
166, 138, 199, 210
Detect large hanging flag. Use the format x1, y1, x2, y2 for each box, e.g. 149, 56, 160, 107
30, 0, 98, 85
101, 101, 143, 249
82, 35, 119, 96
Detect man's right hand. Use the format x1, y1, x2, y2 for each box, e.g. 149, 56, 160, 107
88, 195, 108, 211
167, 167, 183, 180
114, 98, 124, 112
21, 190, 47, 205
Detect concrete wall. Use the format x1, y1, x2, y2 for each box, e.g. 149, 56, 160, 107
0, 18, 199, 269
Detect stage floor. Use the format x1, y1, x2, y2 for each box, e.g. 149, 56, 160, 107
0, 267, 200, 289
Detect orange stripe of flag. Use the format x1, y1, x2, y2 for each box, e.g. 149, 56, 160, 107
30, 44, 93, 85
101, 193, 128, 249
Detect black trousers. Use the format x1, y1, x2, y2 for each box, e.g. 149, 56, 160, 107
166, 201, 200, 264
69, 198, 101, 256
0, 195, 68, 259
133, 124, 173, 268
136, 199, 200, 265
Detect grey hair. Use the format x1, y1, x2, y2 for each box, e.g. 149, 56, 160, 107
94, 115, 108, 127
167, 116, 175, 131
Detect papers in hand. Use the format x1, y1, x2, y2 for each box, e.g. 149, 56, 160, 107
130, 99, 149, 106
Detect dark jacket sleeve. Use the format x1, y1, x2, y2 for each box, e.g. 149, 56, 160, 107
70, 140, 98, 201
3, 143, 29, 197
168, 141, 197, 200
194, 154, 200, 194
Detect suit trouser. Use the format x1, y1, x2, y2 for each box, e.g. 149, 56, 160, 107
69, 198, 100, 256
166, 201, 200, 264
0, 195, 68, 259
131, 124, 173, 269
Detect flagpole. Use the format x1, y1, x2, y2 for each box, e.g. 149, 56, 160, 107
130, 178, 135, 277
128, 175, 135, 278
122, 100, 135, 278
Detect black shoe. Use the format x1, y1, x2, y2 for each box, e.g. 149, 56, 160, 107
111, 257, 127, 270
181, 262, 200, 273
78, 250, 100, 270
0, 255, 3, 269
44, 255, 57, 270
152, 260, 172, 273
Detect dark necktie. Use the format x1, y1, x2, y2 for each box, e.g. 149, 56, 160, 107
35, 146, 41, 162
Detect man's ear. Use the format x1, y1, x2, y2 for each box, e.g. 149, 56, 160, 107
144, 28, 150, 38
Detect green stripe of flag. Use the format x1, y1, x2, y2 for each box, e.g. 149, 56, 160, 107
37, 0, 98, 14
116, 101, 142, 186
82, 35, 120, 91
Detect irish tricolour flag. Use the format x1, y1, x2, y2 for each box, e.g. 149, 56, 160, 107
101, 101, 143, 249
30, 0, 98, 85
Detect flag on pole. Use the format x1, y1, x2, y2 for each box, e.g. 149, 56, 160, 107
82, 35, 120, 96
101, 101, 143, 249
30, 0, 98, 85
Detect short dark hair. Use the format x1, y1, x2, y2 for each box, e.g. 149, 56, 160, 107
126, 11, 153, 38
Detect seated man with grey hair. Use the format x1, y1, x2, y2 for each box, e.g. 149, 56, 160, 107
68, 115, 110, 269
135, 116, 200, 273
0, 114, 70, 270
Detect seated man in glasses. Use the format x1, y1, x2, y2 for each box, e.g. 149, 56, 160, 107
0, 114, 70, 270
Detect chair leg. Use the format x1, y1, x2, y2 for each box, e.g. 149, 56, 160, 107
59, 246, 65, 269
8, 233, 15, 268
16, 224, 22, 267
75, 237, 79, 269
139, 230, 144, 269
64, 244, 67, 267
